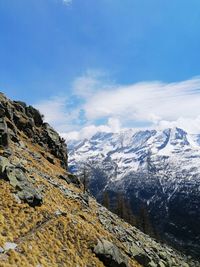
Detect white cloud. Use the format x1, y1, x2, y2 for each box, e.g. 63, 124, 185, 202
157, 116, 200, 134
34, 73, 200, 140
107, 117, 121, 132
83, 78, 200, 124
60, 117, 121, 141
35, 96, 67, 125
72, 70, 113, 98
62, 0, 72, 5
62, 122, 116, 141
34, 96, 80, 133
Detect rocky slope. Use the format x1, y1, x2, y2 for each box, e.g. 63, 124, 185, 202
69, 128, 200, 259
0, 93, 198, 267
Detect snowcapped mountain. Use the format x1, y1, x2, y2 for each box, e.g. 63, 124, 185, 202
68, 127, 200, 258
69, 127, 200, 189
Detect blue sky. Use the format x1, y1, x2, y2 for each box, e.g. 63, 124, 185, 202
1, 0, 200, 138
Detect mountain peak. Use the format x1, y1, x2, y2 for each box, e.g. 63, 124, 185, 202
164, 127, 189, 147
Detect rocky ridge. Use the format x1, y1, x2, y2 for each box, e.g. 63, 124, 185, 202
0, 93, 198, 266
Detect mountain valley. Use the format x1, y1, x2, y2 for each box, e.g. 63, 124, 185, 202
69, 127, 200, 259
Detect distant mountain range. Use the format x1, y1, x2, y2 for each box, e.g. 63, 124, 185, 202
68, 127, 200, 258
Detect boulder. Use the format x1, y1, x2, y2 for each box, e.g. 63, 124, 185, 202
6, 167, 42, 207
0, 118, 9, 147
2, 148, 13, 158
129, 243, 151, 266
0, 156, 10, 174
43, 123, 68, 169
94, 239, 129, 267
0, 95, 68, 171
59, 174, 71, 184
4, 242, 17, 251
67, 173, 81, 187
46, 155, 55, 165
0, 107, 5, 117
13, 101, 26, 113
44, 123, 60, 144
13, 101, 27, 110
158, 260, 166, 267
26, 105, 43, 127
148, 261, 157, 267
13, 113, 29, 131
0, 157, 42, 207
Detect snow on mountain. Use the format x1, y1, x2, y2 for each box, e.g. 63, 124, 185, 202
69, 127, 200, 181
68, 127, 200, 258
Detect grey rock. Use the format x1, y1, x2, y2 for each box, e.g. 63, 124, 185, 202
158, 260, 167, 267
0, 107, 5, 117
13, 101, 27, 109
0, 118, 9, 147
0, 118, 7, 132
26, 105, 43, 126
13, 113, 28, 131
54, 210, 67, 216
0, 94, 68, 172
44, 123, 60, 144
148, 261, 157, 267
67, 173, 81, 187
4, 242, 17, 251
129, 243, 151, 266
17, 188, 42, 207
30, 152, 41, 161
18, 141, 26, 149
94, 239, 129, 267
43, 123, 68, 169
81, 193, 90, 207
59, 174, 71, 184
3, 148, 12, 157
46, 155, 55, 164
0, 162, 43, 207
0, 156, 10, 174
18, 182, 42, 207
96, 206, 195, 267
159, 252, 168, 261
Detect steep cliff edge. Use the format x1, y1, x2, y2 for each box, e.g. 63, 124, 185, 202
0, 93, 198, 267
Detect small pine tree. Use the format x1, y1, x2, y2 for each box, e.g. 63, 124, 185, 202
116, 192, 125, 218
80, 166, 88, 193
125, 199, 137, 226
137, 203, 154, 236
102, 191, 110, 209
115, 192, 135, 223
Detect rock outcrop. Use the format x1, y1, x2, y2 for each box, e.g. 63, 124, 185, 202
0, 93, 68, 169
94, 239, 129, 267
0, 156, 42, 207
0, 93, 199, 267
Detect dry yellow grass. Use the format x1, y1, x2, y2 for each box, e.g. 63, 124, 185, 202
0, 135, 141, 267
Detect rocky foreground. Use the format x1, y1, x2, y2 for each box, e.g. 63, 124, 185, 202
0, 93, 199, 267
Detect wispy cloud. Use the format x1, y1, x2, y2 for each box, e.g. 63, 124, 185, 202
83, 77, 200, 123
34, 95, 81, 133
61, 118, 121, 141
62, 0, 72, 6
34, 72, 200, 139
72, 69, 113, 98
